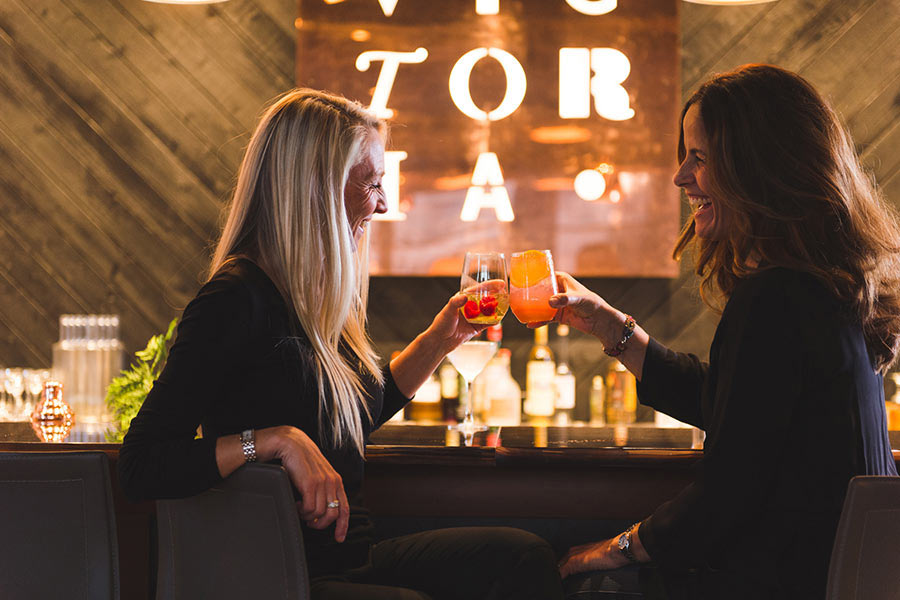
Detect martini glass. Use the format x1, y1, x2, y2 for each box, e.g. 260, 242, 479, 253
447, 340, 499, 446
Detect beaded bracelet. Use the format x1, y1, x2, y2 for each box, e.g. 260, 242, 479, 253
604, 315, 636, 357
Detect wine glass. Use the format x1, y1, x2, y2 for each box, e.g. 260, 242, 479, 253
0, 368, 7, 421
459, 252, 509, 325
25, 369, 50, 419
509, 249, 559, 326
4, 368, 25, 420
447, 340, 499, 446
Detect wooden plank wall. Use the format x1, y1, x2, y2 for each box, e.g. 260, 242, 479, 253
0, 0, 898, 418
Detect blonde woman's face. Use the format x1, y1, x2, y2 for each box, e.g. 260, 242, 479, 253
674, 103, 728, 240
345, 131, 387, 243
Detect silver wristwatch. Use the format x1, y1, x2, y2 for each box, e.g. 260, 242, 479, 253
240, 429, 257, 463
617, 523, 639, 563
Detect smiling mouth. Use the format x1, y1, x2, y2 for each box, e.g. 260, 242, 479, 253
689, 195, 712, 213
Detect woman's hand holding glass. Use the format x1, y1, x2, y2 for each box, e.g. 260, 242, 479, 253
548, 272, 621, 344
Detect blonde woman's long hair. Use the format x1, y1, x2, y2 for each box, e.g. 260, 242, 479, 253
210, 89, 385, 455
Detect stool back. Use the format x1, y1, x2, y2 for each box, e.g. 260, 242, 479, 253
156, 463, 310, 600
0, 451, 120, 600
826, 475, 900, 600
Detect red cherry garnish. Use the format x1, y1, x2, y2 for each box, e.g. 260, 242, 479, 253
463, 300, 480, 319
479, 295, 497, 316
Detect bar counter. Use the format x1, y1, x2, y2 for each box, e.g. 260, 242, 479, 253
2, 422, 899, 599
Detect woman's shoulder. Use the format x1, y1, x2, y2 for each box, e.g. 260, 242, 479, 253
730, 267, 844, 320
197, 258, 283, 309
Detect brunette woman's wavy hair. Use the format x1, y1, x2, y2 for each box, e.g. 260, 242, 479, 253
673, 64, 900, 372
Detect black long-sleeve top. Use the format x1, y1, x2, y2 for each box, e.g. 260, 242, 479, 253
118, 258, 410, 577
637, 267, 897, 597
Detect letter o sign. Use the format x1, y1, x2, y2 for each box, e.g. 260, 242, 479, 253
449, 48, 527, 121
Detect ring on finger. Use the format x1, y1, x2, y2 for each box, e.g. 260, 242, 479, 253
327, 500, 340, 509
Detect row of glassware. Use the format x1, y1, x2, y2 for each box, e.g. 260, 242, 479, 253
0, 367, 52, 421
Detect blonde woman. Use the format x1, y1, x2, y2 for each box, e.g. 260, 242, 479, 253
119, 89, 563, 600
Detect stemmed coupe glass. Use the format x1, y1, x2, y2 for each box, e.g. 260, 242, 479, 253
448, 252, 507, 445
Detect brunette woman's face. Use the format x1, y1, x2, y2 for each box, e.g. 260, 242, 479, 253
344, 131, 387, 243
674, 103, 728, 240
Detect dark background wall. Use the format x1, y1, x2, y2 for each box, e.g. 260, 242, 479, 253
1, 0, 898, 414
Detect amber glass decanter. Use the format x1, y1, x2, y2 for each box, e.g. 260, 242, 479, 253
31, 381, 75, 443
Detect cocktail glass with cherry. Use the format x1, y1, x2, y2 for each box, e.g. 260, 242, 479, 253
459, 252, 509, 326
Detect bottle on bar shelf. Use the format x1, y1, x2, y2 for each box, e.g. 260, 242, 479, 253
589, 375, 606, 425
482, 342, 522, 426
405, 372, 443, 422
605, 361, 637, 425
887, 373, 900, 431
524, 325, 555, 422
439, 360, 460, 423
554, 324, 576, 425
472, 324, 504, 420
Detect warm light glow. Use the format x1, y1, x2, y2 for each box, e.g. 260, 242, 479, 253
294, 18, 304, 29
377, 0, 400, 15
461, 152, 515, 222
373, 151, 408, 221
564, 0, 617, 15
449, 48, 526, 121
574, 169, 606, 201
142, 0, 229, 3
350, 29, 371, 42
434, 174, 472, 190
532, 178, 572, 191
323, 0, 346, 4
476, 0, 500, 14
559, 47, 634, 120
529, 126, 592, 144
356, 48, 429, 119
684, 0, 776, 4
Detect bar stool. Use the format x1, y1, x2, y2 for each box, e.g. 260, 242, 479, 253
826, 475, 900, 600
0, 451, 120, 600
155, 463, 310, 600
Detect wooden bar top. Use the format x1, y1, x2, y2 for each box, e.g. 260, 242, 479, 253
2, 422, 898, 469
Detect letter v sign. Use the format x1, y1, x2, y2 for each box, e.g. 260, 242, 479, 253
377, 0, 400, 17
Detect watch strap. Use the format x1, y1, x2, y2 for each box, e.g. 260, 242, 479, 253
617, 523, 639, 563
240, 429, 257, 463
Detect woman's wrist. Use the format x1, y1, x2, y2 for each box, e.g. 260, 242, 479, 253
592, 308, 628, 349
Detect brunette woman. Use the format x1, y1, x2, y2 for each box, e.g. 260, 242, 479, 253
556, 64, 900, 598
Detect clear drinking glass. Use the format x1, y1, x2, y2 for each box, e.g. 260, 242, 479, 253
509, 249, 559, 326
447, 340, 499, 446
459, 252, 509, 326
3, 368, 25, 420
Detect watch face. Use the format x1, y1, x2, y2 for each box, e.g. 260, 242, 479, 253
617, 534, 628, 551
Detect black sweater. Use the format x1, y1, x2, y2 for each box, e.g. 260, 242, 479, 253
637, 268, 897, 598
118, 258, 410, 577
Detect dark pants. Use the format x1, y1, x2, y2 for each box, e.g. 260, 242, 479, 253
310, 526, 564, 600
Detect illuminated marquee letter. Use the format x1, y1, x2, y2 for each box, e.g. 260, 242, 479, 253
476, 0, 499, 14
564, 0, 617, 15
460, 152, 515, 222
356, 48, 429, 119
373, 151, 408, 221
377, 0, 400, 16
559, 47, 634, 121
449, 48, 526, 121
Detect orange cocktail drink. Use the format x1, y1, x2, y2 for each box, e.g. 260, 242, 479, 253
509, 250, 558, 325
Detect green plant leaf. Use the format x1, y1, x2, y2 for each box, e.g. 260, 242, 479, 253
105, 318, 178, 442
